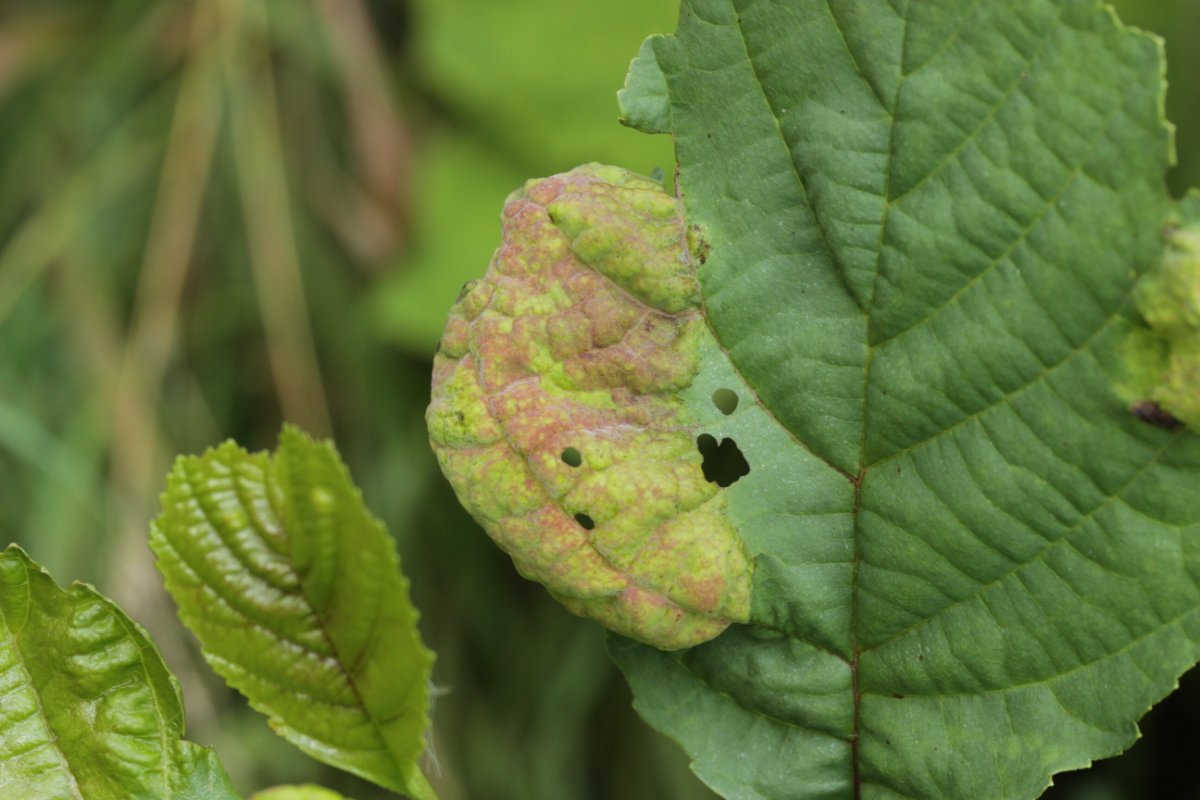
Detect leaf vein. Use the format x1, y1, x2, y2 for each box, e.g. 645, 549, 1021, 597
864, 608, 1197, 699
728, 0, 863, 311
862, 431, 1182, 655
884, 4, 1063, 206
867, 314, 1125, 469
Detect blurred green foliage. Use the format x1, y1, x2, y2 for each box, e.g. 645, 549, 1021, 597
0, 0, 1198, 798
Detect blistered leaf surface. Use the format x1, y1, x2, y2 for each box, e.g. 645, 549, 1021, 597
608, 1, 1200, 799
1132, 194, 1200, 428
151, 426, 436, 799
428, 164, 753, 650
0, 545, 239, 800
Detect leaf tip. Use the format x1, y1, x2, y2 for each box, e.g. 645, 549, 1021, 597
618, 35, 672, 136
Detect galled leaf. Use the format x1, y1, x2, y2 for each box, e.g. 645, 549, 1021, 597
428, 164, 753, 650
150, 426, 436, 799
0, 545, 239, 800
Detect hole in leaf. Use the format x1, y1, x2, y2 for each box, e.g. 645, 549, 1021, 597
697, 434, 750, 488
574, 513, 595, 530
561, 447, 583, 467
712, 388, 739, 415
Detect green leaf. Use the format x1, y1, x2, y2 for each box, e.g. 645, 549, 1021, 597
250, 785, 352, 800
0, 545, 239, 800
604, 1, 1200, 798
619, 37, 672, 135
408, 0, 677, 170
150, 426, 437, 799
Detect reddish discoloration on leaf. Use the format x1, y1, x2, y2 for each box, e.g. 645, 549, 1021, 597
427, 164, 752, 650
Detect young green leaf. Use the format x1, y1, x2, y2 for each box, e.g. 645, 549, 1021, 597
150, 426, 436, 799
250, 785, 352, 800
601, 0, 1200, 798
619, 38, 672, 135
0, 545, 239, 800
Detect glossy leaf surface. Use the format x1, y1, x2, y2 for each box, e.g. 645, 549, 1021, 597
151, 426, 436, 799
0, 545, 239, 800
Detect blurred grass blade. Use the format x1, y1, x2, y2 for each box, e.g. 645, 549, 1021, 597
218, 0, 331, 436
151, 425, 437, 799
0, 399, 102, 525
0, 545, 240, 800
109, 0, 227, 614
0, 90, 164, 329
311, 0, 411, 265
114, 0, 224, 464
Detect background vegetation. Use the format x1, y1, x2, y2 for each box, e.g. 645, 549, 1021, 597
0, 1, 1196, 797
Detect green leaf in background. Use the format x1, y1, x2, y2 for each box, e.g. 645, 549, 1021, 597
608, 1, 1200, 798
0, 545, 239, 800
250, 785, 352, 800
372, 0, 678, 356
150, 426, 436, 799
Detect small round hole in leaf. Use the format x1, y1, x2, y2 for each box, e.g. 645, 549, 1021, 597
712, 388, 739, 415
697, 433, 750, 488
561, 447, 583, 467
574, 513, 595, 530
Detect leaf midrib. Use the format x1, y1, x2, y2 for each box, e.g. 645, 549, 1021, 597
261, 455, 405, 773
177, 455, 405, 781
716, 2, 1093, 798
849, 0, 910, 792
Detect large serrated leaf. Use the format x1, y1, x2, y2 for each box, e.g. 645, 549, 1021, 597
0, 545, 239, 800
605, 1, 1200, 798
150, 426, 436, 799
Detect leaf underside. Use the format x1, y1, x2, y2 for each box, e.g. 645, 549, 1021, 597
0, 545, 239, 800
612, 1, 1200, 799
151, 426, 436, 799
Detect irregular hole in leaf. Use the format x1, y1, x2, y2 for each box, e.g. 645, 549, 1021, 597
711, 388, 739, 415
696, 433, 750, 488
574, 513, 595, 530
561, 447, 583, 467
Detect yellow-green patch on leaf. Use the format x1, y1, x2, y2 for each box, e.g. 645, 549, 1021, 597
1132, 204, 1200, 428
